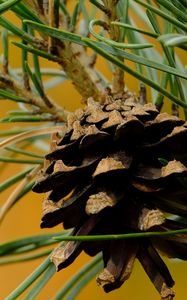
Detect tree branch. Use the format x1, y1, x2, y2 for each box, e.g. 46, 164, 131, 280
0, 74, 67, 122
22, 0, 105, 102
102, 0, 125, 94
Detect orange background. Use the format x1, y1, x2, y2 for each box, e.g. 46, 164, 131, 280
0, 4, 187, 300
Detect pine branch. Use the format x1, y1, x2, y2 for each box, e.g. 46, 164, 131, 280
21, 0, 105, 102
0, 1, 186, 299
0, 74, 67, 122
102, 0, 125, 94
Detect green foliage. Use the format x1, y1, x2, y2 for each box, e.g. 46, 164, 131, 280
0, 0, 21, 15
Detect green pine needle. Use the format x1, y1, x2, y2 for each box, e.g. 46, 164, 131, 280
5, 146, 44, 158
53, 255, 102, 300
5, 258, 51, 300
0, 156, 43, 164
0, 249, 51, 265
131, 0, 187, 32
54, 228, 187, 242
0, 0, 20, 14
0, 168, 33, 192
23, 20, 187, 80
83, 38, 187, 109
0, 89, 27, 103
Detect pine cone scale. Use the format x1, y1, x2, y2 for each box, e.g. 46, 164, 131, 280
41, 183, 93, 228
137, 246, 175, 300
97, 240, 138, 292
52, 214, 101, 271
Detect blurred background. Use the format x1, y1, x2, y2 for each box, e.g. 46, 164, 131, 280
0, 2, 187, 299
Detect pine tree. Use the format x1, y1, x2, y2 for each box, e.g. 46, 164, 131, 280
0, 1, 187, 299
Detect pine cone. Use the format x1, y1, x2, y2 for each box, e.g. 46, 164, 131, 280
33, 92, 187, 299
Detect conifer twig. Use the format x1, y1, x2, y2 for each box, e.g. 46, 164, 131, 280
0, 126, 63, 149
22, 0, 105, 102
102, 0, 125, 94
0, 74, 67, 121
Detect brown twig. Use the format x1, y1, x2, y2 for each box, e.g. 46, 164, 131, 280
0, 126, 63, 150
102, 0, 125, 94
0, 74, 68, 122
22, 0, 105, 103
171, 103, 179, 117
48, 0, 54, 53
139, 83, 147, 105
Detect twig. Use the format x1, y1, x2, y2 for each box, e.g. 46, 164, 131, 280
48, 0, 54, 53
0, 126, 63, 149
0, 74, 68, 122
139, 82, 147, 104
22, 0, 105, 102
171, 103, 179, 117
102, 0, 125, 94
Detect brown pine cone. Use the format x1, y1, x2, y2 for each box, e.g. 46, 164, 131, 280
33, 92, 187, 299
